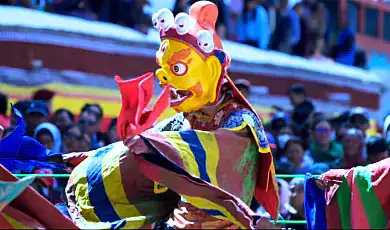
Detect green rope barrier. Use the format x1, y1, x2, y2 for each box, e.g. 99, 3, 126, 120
272, 220, 307, 225
14, 174, 321, 179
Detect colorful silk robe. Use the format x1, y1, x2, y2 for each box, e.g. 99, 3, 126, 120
304, 157, 390, 229
66, 101, 278, 229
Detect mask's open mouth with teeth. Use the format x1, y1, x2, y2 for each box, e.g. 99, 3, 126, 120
170, 87, 192, 106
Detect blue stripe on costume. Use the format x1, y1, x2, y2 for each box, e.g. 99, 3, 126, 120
86, 145, 120, 222
304, 173, 327, 230
200, 209, 226, 217
179, 130, 211, 183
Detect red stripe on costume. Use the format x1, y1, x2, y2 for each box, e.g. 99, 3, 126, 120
369, 158, 390, 220
0, 213, 16, 229
326, 198, 342, 229
3, 206, 45, 229
349, 171, 370, 229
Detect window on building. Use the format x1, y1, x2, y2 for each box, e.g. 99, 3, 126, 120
384, 12, 390, 41
364, 7, 378, 37
347, 1, 359, 34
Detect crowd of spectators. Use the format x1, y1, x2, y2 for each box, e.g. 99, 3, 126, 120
1, 82, 389, 227
234, 80, 389, 228
0, 0, 368, 69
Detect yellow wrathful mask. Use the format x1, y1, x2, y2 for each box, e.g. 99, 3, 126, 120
153, 1, 230, 112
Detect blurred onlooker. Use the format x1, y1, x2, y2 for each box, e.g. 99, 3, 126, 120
24, 101, 50, 137
0, 93, 10, 128
62, 124, 91, 153
335, 122, 355, 143
306, 2, 327, 52
277, 136, 314, 174
237, 0, 270, 49
79, 103, 104, 150
277, 178, 291, 219
32, 88, 55, 112
331, 28, 356, 66
11, 100, 31, 126
331, 128, 365, 169
173, 0, 190, 16
309, 119, 343, 164
291, 1, 308, 57
107, 118, 119, 144
308, 37, 333, 62
365, 135, 388, 165
226, 0, 243, 40
33, 122, 63, 153
384, 114, 390, 143
285, 178, 306, 230
53, 108, 75, 133
271, 0, 300, 54
288, 85, 315, 126
119, 0, 151, 34
266, 131, 278, 158
354, 49, 368, 69
348, 107, 370, 137
270, 111, 290, 138
234, 79, 251, 99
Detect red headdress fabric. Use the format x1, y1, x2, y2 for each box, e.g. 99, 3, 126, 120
115, 73, 170, 140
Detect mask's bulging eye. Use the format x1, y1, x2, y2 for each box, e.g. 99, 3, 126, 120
171, 62, 187, 76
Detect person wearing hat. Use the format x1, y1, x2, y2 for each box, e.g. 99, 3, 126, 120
32, 88, 55, 112
24, 100, 50, 137
365, 135, 389, 166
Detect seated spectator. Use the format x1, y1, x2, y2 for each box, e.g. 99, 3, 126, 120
365, 135, 388, 165
79, 103, 105, 150
32, 88, 55, 112
107, 118, 119, 144
348, 107, 370, 137
24, 101, 50, 137
288, 85, 315, 126
270, 111, 290, 137
285, 178, 306, 230
62, 124, 91, 153
277, 178, 291, 219
331, 128, 365, 169
270, 0, 300, 54
335, 122, 355, 143
277, 136, 314, 174
33, 122, 63, 154
237, 0, 270, 49
0, 93, 10, 128
53, 109, 74, 133
234, 79, 252, 99
309, 119, 343, 164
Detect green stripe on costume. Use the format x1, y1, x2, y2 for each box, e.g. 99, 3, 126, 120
336, 176, 351, 229
354, 166, 387, 229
